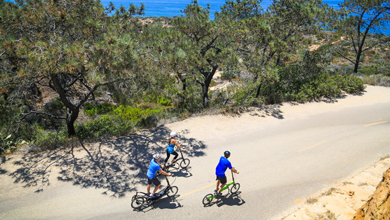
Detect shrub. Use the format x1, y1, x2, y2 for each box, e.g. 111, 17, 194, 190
83, 102, 115, 117
76, 115, 134, 141
34, 129, 70, 150
221, 71, 236, 81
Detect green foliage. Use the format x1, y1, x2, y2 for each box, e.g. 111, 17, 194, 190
362, 74, 390, 87
221, 71, 236, 81
331, 0, 390, 72
112, 105, 161, 121
231, 83, 261, 106
76, 115, 134, 141
83, 102, 115, 117
34, 129, 70, 150
358, 64, 390, 76
157, 96, 172, 106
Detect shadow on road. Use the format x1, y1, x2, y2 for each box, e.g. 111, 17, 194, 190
226, 104, 284, 119
216, 191, 245, 207
4, 126, 206, 198
133, 195, 183, 213
203, 191, 245, 208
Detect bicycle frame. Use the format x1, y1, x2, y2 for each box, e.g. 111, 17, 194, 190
211, 170, 236, 198
134, 175, 171, 199
178, 148, 185, 160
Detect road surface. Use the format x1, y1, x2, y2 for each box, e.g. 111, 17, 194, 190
0, 85, 389, 220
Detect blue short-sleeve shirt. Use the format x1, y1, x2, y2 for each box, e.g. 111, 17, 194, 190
166, 142, 175, 154
147, 159, 161, 179
215, 156, 232, 178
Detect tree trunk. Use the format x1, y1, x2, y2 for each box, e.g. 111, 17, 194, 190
354, 50, 362, 73
66, 107, 79, 137
255, 82, 262, 98
202, 83, 209, 108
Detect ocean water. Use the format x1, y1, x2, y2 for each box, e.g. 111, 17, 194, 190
100, 0, 344, 18
101, 0, 389, 35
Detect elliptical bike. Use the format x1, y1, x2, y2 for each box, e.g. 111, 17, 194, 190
202, 169, 240, 206
157, 148, 190, 177
131, 174, 178, 209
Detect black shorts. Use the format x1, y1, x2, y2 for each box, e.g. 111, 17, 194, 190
216, 176, 227, 184
147, 177, 161, 186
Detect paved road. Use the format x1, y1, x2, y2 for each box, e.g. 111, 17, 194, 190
0, 86, 389, 220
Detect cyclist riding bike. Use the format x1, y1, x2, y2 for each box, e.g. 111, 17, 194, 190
215, 151, 239, 196
147, 154, 171, 198
164, 131, 185, 166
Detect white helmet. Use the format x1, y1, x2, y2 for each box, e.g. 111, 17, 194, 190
170, 131, 177, 137
153, 154, 161, 160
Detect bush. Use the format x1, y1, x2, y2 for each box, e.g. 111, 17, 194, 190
362, 74, 390, 87
76, 115, 134, 141
221, 71, 236, 81
83, 102, 115, 117
34, 129, 70, 150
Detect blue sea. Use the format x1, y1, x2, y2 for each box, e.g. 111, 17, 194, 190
100, 0, 389, 35
100, 0, 343, 19
4, 0, 389, 34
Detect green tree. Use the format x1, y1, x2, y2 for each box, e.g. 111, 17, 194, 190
171, 1, 235, 108
332, 0, 390, 73
0, 0, 144, 136
220, 0, 332, 97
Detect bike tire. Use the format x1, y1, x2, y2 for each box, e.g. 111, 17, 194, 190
172, 161, 180, 169
167, 186, 178, 197
180, 159, 190, 169
202, 193, 214, 205
230, 183, 240, 194
131, 196, 145, 209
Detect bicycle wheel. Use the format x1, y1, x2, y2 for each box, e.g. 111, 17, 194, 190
180, 159, 190, 169
167, 186, 178, 197
202, 193, 214, 205
230, 183, 240, 194
172, 161, 180, 169
131, 196, 145, 209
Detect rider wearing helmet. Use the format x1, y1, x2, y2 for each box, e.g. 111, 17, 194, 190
147, 154, 171, 198
164, 131, 185, 166
215, 151, 239, 196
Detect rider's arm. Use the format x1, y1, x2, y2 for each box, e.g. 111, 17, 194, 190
231, 168, 239, 174
172, 139, 185, 149
159, 169, 171, 176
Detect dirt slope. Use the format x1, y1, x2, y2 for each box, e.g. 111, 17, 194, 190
282, 157, 390, 220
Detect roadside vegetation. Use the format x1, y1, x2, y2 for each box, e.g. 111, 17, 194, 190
0, 0, 389, 154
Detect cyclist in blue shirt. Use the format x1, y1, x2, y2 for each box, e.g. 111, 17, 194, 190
147, 154, 171, 198
164, 131, 185, 166
215, 151, 239, 196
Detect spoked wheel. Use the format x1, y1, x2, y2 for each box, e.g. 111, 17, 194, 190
230, 183, 240, 194
167, 186, 178, 197
180, 159, 190, 169
131, 196, 145, 209
202, 193, 214, 205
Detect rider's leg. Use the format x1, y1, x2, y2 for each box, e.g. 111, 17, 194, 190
147, 184, 151, 194
216, 179, 221, 191
164, 150, 171, 165
153, 184, 161, 194
217, 176, 227, 193
150, 178, 161, 196
171, 152, 179, 164
218, 183, 227, 193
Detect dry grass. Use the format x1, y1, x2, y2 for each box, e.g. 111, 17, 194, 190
306, 197, 318, 204
323, 187, 337, 196
317, 210, 337, 220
